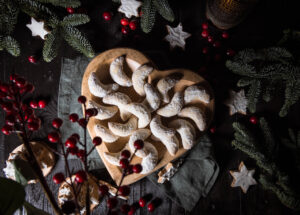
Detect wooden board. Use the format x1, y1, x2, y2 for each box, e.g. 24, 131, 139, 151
81, 48, 214, 185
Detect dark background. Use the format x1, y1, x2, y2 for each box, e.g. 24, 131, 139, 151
1, 0, 300, 214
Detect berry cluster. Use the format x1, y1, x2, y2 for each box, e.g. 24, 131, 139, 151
199, 21, 235, 63
102, 11, 138, 35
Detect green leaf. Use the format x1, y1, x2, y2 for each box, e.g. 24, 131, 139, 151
62, 26, 95, 58
12, 158, 36, 186
0, 177, 25, 215
18, 0, 53, 19
141, 0, 157, 33
35, 0, 81, 8
153, 0, 174, 22
3, 36, 20, 56
23, 201, 50, 215
279, 80, 300, 117
43, 28, 61, 62
62, 14, 90, 26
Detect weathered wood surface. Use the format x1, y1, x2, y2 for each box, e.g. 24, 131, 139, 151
0, 0, 299, 214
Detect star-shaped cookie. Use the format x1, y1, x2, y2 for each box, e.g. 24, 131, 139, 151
224, 89, 248, 115
164, 23, 191, 50
26, 17, 49, 40
118, 0, 142, 18
230, 161, 257, 193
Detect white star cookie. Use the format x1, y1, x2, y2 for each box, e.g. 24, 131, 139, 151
230, 161, 257, 193
118, 0, 142, 18
224, 89, 248, 115
26, 17, 49, 40
164, 23, 191, 50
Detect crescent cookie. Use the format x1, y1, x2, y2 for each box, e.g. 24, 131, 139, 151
184, 85, 210, 104
140, 142, 158, 174
143, 83, 161, 112
156, 73, 182, 103
132, 64, 154, 96
87, 100, 118, 120
150, 115, 179, 156
157, 92, 184, 117
110, 56, 132, 87
103, 92, 132, 121
94, 124, 119, 143
128, 129, 151, 157
88, 72, 119, 98
169, 119, 196, 150
108, 116, 138, 137
178, 106, 206, 131
125, 103, 151, 128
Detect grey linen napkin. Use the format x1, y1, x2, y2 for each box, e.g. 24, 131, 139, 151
58, 56, 219, 211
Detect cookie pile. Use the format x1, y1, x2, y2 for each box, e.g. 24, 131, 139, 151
87, 55, 211, 174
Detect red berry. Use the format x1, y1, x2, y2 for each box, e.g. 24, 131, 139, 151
52, 118, 63, 129
85, 108, 97, 118
0, 84, 9, 93
78, 118, 87, 128
210, 126, 216, 134
202, 47, 209, 54
128, 206, 136, 215
121, 27, 129, 35
1, 102, 13, 112
76, 149, 85, 159
28, 56, 37, 63
121, 204, 130, 213
92, 136, 102, 146
139, 198, 146, 207
65, 137, 77, 148
120, 18, 129, 26
118, 185, 130, 196
202, 22, 208, 30
78, 96, 86, 104
48, 132, 60, 143
30, 101, 38, 109
129, 21, 137, 30
68, 146, 78, 155
53, 173, 65, 184
132, 164, 142, 173
2, 125, 13, 135
27, 122, 40, 131
213, 41, 221, 48
15, 78, 26, 88
102, 12, 112, 21
99, 185, 109, 196
38, 100, 46, 108
222, 31, 229, 39
121, 150, 131, 159
133, 139, 144, 150
69, 113, 79, 122
147, 203, 155, 212
207, 36, 214, 43
5, 115, 15, 126
126, 165, 134, 174
75, 170, 87, 183
107, 197, 118, 209
10, 74, 18, 82
250, 116, 258, 124
119, 158, 129, 169
66, 7, 74, 14
201, 30, 209, 38
71, 133, 80, 141
226, 49, 235, 57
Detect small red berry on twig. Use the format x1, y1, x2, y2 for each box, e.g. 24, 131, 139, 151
38, 100, 46, 108
121, 150, 131, 159
48, 131, 60, 143
75, 170, 87, 183
118, 185, 130, 196
99, 184, 109, 196
69, 113, 79, 122
133, 164, 142, 173
28, 56, 37, 63
139, 198, 146, 207
53, 173, 65, 184
78, 96, 86, 104
202, 22, 208, 30
66, 7, 74, 14
147, 202, 155, 212
133, 139, 144, 149
92, 136, 102, 146
103, 12, 112, 21
129, 21, 137, 30
119, 158, 129, 169
250, 116, 258, 124
52, 118, 63, 129
120, 18, 129, 26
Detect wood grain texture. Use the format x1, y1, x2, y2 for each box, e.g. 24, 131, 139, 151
81, 48, 214, 185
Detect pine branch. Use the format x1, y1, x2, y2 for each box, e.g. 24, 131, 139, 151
35, 0, 81, 8
153, 0, 174, 22
18, 0, 54, 19
232, 118, 300, 210
226, 47, 300, 117
62, 14, 90, 26
0, 35, 21, 56
141, 0, 157, 33
0, 0, 19, 34
62, 26, 94, 58
43, 28, 61, 62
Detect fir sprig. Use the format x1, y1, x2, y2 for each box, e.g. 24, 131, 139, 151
226, 47, 300, 117
232, 118, 300, 210
0, 0, 94, 62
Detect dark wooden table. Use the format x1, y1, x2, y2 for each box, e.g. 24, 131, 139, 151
1, 0, 299, 214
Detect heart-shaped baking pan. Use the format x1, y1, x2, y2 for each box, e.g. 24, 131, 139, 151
81, 48, 214, 185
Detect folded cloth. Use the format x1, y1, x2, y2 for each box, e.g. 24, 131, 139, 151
58, 56, 219, 210
147, 135, 219, 211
